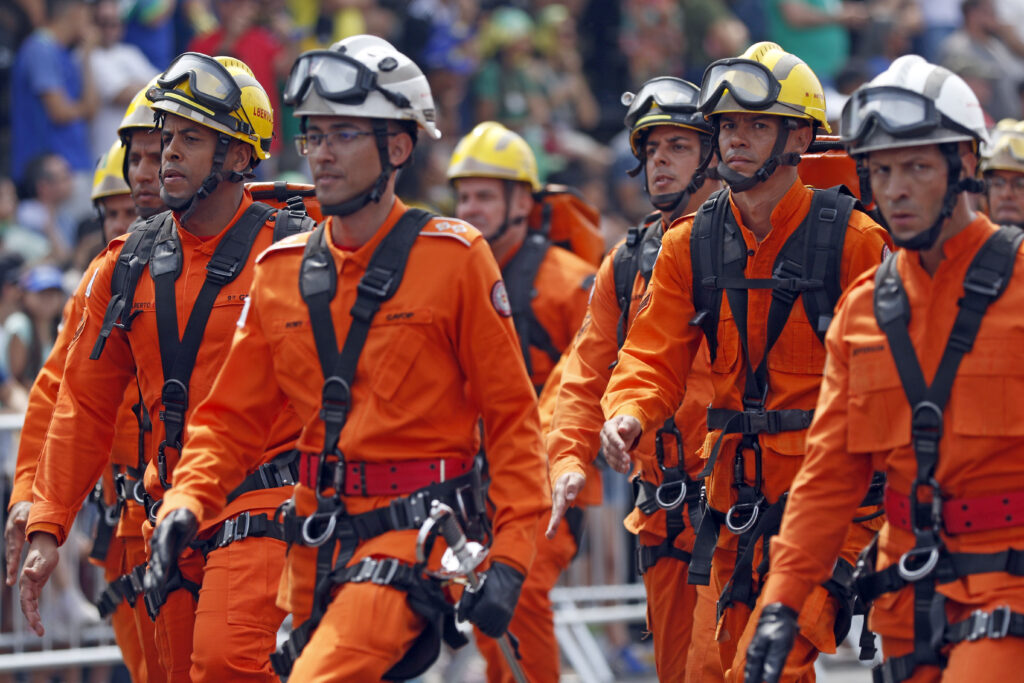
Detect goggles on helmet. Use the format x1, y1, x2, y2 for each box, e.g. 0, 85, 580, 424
990, 133, 1024, 164
155, 52, 242, 113
622, 77, 700, 129
283, 50, 410, 109
699, 59, 782, 113
839, 86, 974, 145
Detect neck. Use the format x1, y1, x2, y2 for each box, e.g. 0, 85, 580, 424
731, 170, 797, 240
918, 196, 977, 275
179, 184, 244, 238
330, 195, 396, 249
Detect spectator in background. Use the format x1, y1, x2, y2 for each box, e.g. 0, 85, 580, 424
472, 6, 548, 131
0, 253, 28, 412
681, 0, 750, 84
9, 0, 98, 222
940, 0, 1024, 121
913, 0, 962, 62
0, 0, 42, 178
2, 264, 65, 390
766, 0, 869, 86
619, 0, 686, 85
12, 154, 75, 266
87, 0, 158, 160
121, 0, 176, 70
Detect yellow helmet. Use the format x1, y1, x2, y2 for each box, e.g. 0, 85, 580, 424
148, 52, 273, 161
91, 141, 130, 202
698, 42, 831, 133
447, 122, 541, 192
118, 76, 161, 143
981, 119, 1024, 175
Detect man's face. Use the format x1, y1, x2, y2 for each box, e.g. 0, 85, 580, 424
94, 0, 123, 47
717, 113, 787, 174
986, 170, 1024, 225
644, 125, 704, 197
867, 144, 950, 241
126, 129, 164, 216
40, 156, 73, 205
304, 115, 385, 209
454, 177, 516, 240
160, 114, 218, 206
99, 194, 136, 242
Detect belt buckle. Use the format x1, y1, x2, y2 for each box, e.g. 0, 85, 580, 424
219, 512, 251, 548
354, 559, 377, 583
371, 557, 400, 585
971, 606, 1012, 640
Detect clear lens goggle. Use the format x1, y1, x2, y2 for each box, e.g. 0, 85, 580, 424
840, 86, 948, 143
698, 59, 782, 113
621, 77, 700, 129
990, 133, 1024, 163
155, 52, 242, 113
283, 50, 410, 109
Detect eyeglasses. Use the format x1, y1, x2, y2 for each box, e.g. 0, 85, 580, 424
987, 174, 1024, 193
294, 129, 374, 155
283, 50, 410, 109
621, 77, 700, 129
698, 59, 781, 113
156, 52, 242, 113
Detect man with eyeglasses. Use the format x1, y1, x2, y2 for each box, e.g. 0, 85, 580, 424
599, 42, 891, 681
982, 119, 1024, 226
745, 55, 1024, 683
144, 35, 548, 680
20, 53, 310, 682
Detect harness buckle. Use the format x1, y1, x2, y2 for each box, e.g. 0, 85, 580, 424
146, 498, 162, 525
897, 544, 940, 582
206, 254, 241, 285
300, 510, 337, 547
725, 500, 761, 534
656, 479, 688, 511
371, 557, 401, 585
962, 269, 1003, 298
219, 512, 251, 548
357, 266, 395, 300
910, 402, 943, 457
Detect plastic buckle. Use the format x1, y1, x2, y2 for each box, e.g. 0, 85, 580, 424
962, 269, 1002, 298
371, 557, 401, 585
357, 267, 394, 300
910, 402, 944, 456
206, 255, 240, 285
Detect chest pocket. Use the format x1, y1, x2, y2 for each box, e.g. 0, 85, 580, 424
847, 349, 910, 453
767, 303, 827, 375
951, 337, 1024, 437
365, 308, 434, 403
711, 312, 740, 375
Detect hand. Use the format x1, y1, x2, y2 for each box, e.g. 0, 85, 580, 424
546, 472, 585, 539
457, 561, 525, 638
744, 603, 800, 683
599, 415, 641, 474
19, 532, 59, 636
5, 501, 31, 586
144, 508, 198, 595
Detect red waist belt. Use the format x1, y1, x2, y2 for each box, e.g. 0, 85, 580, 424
298, 453, 474, 496
885, 485, 1024, 534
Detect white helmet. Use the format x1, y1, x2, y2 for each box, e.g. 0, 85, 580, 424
841, 55, 989, 156
284, 34, 440, 140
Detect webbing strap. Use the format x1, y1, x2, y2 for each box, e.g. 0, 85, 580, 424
191, 512, 285, 556
613, 215, 664, 348
503, 231, 556, 377
153, 202, 275, 488
95, 563, 148, 618
223, 450, 299, 504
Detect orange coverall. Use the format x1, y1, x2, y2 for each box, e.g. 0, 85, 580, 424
10, 263, 159, 682
762, 214, 1024, 681
547, 217, 717, 681
602, 180, 891, 681
156, 200, 549, 680
26, 191, 302, 682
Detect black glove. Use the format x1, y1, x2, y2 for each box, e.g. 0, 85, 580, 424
457, 561, 525, 638
144, 508, 199, 594
744, 603, 800, 683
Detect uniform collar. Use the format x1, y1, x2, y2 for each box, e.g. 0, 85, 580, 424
325, 198, 408, 269
176, 190, 255, 250
901, 213, 997, 279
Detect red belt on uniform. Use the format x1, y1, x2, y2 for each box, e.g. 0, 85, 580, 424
885, 485, 1024, 534
298, 453, 474, 496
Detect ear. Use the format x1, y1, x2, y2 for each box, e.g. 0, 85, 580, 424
960, 140, 979, 178
225, 140, 254, 174
512, 182, 535, 214
789, 122, 813, 155
388, 130, 414, 168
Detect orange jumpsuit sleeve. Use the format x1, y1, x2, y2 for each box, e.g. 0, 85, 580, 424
601, 223, 703, 434
459, 239, 550, 573
548, 247, 622, 484
27, 244, 138, 544
760, 283, 876, 612
158, 279, 290, 527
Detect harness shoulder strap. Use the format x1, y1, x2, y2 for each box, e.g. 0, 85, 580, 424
272, 197, 317, 242
688, 188, 733, 363
502, 233, 557, 375
798, 186, 854, 341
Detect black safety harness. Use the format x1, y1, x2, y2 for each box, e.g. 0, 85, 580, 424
271, 210, 488, 681
682, 186, 883, 643
611, 215, 705, 574
503, 231, 562, 388
854, 226, 1024, 683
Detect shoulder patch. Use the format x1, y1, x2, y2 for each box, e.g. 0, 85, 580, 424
420, 218, 480, 248
491, 280, 512, 317
255, 231, 311, 263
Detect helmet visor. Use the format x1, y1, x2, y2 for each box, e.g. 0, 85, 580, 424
283, 50, 411, 109
156, 52, 242, 113
622, 77, 700, 129
840, 86, 941, 144
699, 59, 781, 113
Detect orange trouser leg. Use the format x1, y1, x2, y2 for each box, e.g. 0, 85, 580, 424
684, 583, 725, 683
288, 578, 426, 682
477, 515, 577, 683
726, 596, 821, 683
153, 547, 201, 683
878, 637, 941, 683
641, 554, 698, 682
122, 535, 162, 682
103, 535, 146, 682
190, 536, 288, 682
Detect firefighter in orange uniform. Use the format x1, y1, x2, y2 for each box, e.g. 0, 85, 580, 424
745, 56, 1024, 683
981, 119, 1024, 226
546, 75, 720, 682
599, 42, 892, 681
143, 36, 549, 681
445, 120, 593, 683
19, 54, 311, 681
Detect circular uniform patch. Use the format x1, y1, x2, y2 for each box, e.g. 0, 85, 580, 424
491, 280, 512, 317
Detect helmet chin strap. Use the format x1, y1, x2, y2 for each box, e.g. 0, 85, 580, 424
641, 134, 712, 222
321, 119, 393, 218
484, 179, 528, 245
707, 120, 802, 193
161, 133, 246, 225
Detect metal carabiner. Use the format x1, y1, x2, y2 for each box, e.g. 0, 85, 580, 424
725, 501, 760, 534
655, 479, 687, 511
300, 511, 337, 547
897, 544, 940, 582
